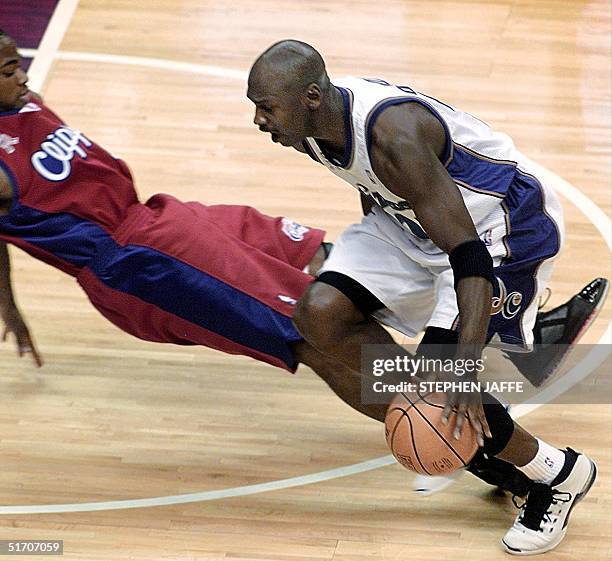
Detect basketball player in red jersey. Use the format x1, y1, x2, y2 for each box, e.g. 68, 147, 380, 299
0, 31, 384, 423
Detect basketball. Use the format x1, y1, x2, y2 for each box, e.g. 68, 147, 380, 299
385, 391, 479, 475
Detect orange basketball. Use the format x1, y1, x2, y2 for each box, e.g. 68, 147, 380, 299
384, 391, 479, 475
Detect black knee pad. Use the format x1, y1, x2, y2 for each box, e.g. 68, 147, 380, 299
316, 271, 384, 317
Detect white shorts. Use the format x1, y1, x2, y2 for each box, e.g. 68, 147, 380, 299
318, 168, 563, 348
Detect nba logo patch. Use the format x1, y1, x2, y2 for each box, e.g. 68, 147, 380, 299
281, 218, 309, 242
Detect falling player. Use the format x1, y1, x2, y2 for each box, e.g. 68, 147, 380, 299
0, 29, 381, 423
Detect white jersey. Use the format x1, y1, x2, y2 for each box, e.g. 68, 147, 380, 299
303, 76, 563, 265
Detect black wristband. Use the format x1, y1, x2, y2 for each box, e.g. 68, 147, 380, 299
448, 239, 495, 289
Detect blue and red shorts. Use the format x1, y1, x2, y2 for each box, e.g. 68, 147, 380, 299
76, 194, 324, 371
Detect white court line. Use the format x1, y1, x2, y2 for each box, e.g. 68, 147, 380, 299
55, 50, 248, 81
2, 47, 609, 514
22, 48, 246, 82
20, 49, 38, 59
0, 457, 397, 514
25, 0, 80, 93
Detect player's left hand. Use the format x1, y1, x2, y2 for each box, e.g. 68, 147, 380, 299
439, 371, 491, 447
0, 305, 43, 367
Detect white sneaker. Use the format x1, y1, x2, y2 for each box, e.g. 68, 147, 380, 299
502, 449, 597, 555
412, 469, 464, 496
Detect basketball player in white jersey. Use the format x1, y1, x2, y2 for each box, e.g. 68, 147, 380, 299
247, 40, 608, 555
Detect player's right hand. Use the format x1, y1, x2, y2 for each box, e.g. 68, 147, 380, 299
1, 305, 43, 367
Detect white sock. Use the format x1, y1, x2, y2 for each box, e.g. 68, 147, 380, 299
517, 439, 566, 484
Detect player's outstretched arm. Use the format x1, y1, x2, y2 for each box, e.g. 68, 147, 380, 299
369, 103, 492, 443
0, 240, 43, 367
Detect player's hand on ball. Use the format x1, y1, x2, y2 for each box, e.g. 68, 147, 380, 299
1, 305, 43, 367
439, 371, 491, 447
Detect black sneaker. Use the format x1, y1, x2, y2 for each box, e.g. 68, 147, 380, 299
505, 278, 609, 387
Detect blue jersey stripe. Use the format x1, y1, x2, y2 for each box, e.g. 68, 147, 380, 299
446, 145, 517, 196
91, 244, 301, 366
0, 205, 300, 366
499, 170, 561, 267
488, 170, 561, 346
0, 205, 110, 267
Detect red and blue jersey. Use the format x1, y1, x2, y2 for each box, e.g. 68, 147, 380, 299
0, 100, 324, 370
0, 100, 140, 275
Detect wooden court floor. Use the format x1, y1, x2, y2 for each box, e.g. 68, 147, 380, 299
0, 1, 610, 559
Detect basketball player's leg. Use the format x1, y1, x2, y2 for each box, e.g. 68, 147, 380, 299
294, 278, 402, 372
305, 242, 331, 276
414, 326, 533, 497
78, 195, 333, 371
293, 215, 436, 373
292, 340, 387, 422
86, 197, 383, 421
295, 271, 546, 501
473, 251, 598, 554
296, 223, 598, 553
292, 222, 540, 500
424, 267, 602, 527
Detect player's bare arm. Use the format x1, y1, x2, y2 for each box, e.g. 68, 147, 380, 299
0, 169, 42, 367
0, 166, 12, 213
369, 103, 493, 437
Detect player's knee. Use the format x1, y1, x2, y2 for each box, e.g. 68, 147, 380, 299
294, 282, 339, 342
294, 281, 359, 350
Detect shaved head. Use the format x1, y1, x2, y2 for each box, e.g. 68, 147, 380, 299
247, 40, 339, 147
248, 40, 330, 96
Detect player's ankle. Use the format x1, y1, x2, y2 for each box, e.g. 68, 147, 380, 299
516, 438, 567, 485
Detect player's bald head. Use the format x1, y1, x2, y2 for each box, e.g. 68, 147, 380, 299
248, 40, 330, 98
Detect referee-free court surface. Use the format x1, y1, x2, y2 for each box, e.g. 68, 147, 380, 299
0, 1, 610, 559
